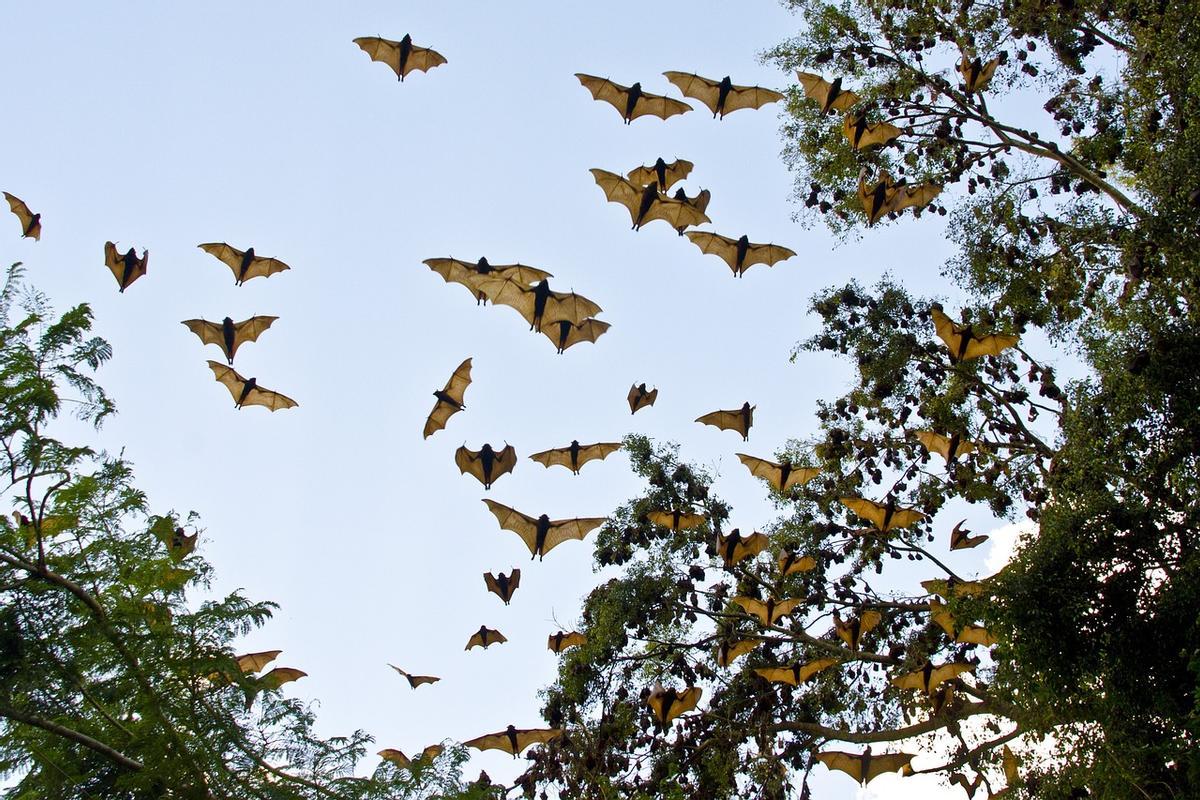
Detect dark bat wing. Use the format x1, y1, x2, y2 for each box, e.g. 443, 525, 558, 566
796, 72, 860, 112
3, 192, 40, 240
424, 357, 472, 438
949, 519, 989, 550
542, 516, 606, 555
864, 753, 916, 781
258, 667, 307, 690
465, 627, 507, 650
491, 444, 518, 483
817, 752, 864, 782
464, 728, 562, 755
388, 664, 440, 688
482, 499, 542, 556
530, 442, 622, 473
626, 158, 694, 190
662, 71, 722, 114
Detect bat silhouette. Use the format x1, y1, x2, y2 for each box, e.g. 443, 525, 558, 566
778, 549, 818, 576
890, 660, 974, 694
715, 639, 760, 667
733, 596, 802, 625
575, 74, 692, 123
737, 453, 819, 492
817, 747, 915, 784
959, 54, 1000, 94
378, 749, 412, 767
915, 430, 977, 462
646, 509, 706, 530
478, 277, 602, 331
3, 192, 40, 240
482, 499, 606, 559
198, 243, 289, 286
465, 625, 507, 650
455, 443, 517, 489
671, 187, 711, 235
950, 771, 986, 798
424, 358, 472, 439
796, 72, 860, 114
104, 242, 148, 292
388, 664, 441, 689
483, 569, 521, 604
685, 232, 796, 277
663, 71, 784, 118
548, 631, 587, 653
717, 528, 769, 566
839, 497, 926, 532
754, 658, 839, 685
242, 665, 306, 710
181, 315, 278, 365
207, 361, 297, 411
422, 257, 553, 305
921, 576, 986, 598
464, 725, 563, 757
833, 609, 883, 651
696, 402, 755, 440
529, 440, 621, 474
646, 684, 702, 725
842, 112, 903, 149
540, 318, 610, 353
931, 306, 1019, 362
949, 519, 989, 550
353, 34, 446, 81
628, 383, 658, 414
928, 599, 997, 646
626, 158, 694, 191
590, 169, 711, 231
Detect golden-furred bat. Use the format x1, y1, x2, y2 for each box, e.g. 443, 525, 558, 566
464, 725, 563, 757
717, 528, 769, 567
104, 241, 148, 292
921, 576, 986, 598
696, 402, 755, 440
1003, 745, 1021, 785
590, 169, 711, 231
353, 35, 446, 81
482, 499, 605, 560
663, 71, 785, 118
842, 112, 903, 149
529, 440, 621, 474
422, 257, 553, 305
198, 243, 289, 286
3, 192, 40, 240
833, 609, 883, 651
889, 180, 942, 215
162, 526, 197, 560
478, 277, 602, 331
737, 453, 819, 492
465, 625, 507, 651
671, 187, 711, 235
378, 749, 412, 767
575, 74, 692, 124
242, 665, 306, 709
484, 569, 521, 604
949, 519, 989, 551
540, 318, 610, 353
547, 631, 587, 653
455, 443, 517, 489
732, 596, 803, 626
207, 361, 297, 411
424, 358, 472, 439
235, 650, 282, 674
628, 383, 658, 414
684, 232, 796, 277
754, 658, 839, 685
778, 549, 818, 576
890, 660, 974, 694
816, 747, 915, 784
931, 306, 1019, 362
181, 316, 278, 365
388, 664, 441, 689
420, 744, 444, 761
929, 599, 997, 646
647, 509, 706, 530
715, 639, 760, 667
959, 54, 1000, 94
796, 72, 861, 114
626, 158, 694, 191
839, 497, 926, 533
646, 684, 702, 725
915, 430, 977, 462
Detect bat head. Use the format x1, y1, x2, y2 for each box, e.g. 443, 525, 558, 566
401, 33, 412, 45
475, 256, 492, 273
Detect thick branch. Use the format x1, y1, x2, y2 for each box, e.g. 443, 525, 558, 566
0, 703, 144, 771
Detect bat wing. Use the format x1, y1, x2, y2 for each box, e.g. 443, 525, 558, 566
931, 308, 965, 354
590, 168, 646, 225
241, 254, 291, 282
889, 182, 942, 213
628, 90, 692, 122
888, 508, 927, 530
859, 609, 883, 636
816, 751, 865, 782
3, 192, 40, 239
743, 242, 797, 270
770, 598, 804, 623
843, 115, 903, 149
182, 319, 225, 350
424, 358, 472, 439
662, 71, 721, 114
353, 37, 402, 75
915, 431, 952, 460
626, 159, 694, 190
778, 551, 818, 576
228, 316, 279, 360
723, 83, 785, 114
921, 578, 985, 597
243, 381, 297, 411
695, 409, 750, 439
544, 290, 603, 326
557, 632, 587, 651
529, 446, 573, 470
949, 520, 989, 550
716, 639, 760, 667
420, 745, 444, 760
455, 446, 483, 483
423, 257, 485, 300
640, 195, 710, 231
865, 753, 916, 781
491, 444, 518, 483
840, 497, 884, 529
685, 232, 739, 270
482, 499, 541, 557
796, 72, 860, 111
198, 242, 245, 276
207, 361, 248, 404
646, 510, 705, 530
464, 628, 507, 650
963, 332, 1020, 360
463, 732, 513, 753
408, 674, 440, 687
928, 662, 974, 687
236, 650, 282, 673
542, 517, 606, 555
516, 729, 563, 751
628, 384, 658, 413
733, 597, 769, 625
575, 74, 633, 117
578, 442, 622, 466
540, 318, 611, 352
377, 748, 411, 767
649, 687, 702, 723
476, 278, 539, 326
731, 533, 770, 565
402, 43, 447, 78
259, 667, 306, 690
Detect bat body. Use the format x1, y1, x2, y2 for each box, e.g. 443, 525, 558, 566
778, 549, 817, 576
715, 639, 760, 667
455, 443, 517, 489
465, 625, 507, 650
839, 497, 926, 532
915, 430, 977, 462
931, 307, 1019, 362
833, 610, 883, 651
540, 318, 610, 353
646, 684, 702, 725
484, 569, 521, 604
696, 402, 755, 440
717, 528, 769, 566
817, 748, 915, 784
482, 499, 605, 559
663, 72, 784, 118
647, 509, 706, 531
3, 192, 40, 240
959, 55, 1000, 94
163, 527, 198, 560
353, 34, 446, 81
548, 631, 587, 653
590, 169, 711, 231
425, 358, 472, 438
890, 660, 974, 694
388, 664, 441, 689
464, 725, 562, 757
423, 257, 553, 305
671, 187, 711, 235
733, 596, 802, 626
842, 113, 903, 149
104, 241, 148, 292
207, 361, 297, 411
181, 315, 278, 365
478, 277, 602, 331
529, 440, 621, 474
737, 454, 819, 492
628, 383, 657, 413
949, 519, 989, 550
755, 658, 839, 685
685, 232, 796, 277
198, 243, 289, 286
796, 72, 860, 114
929, 599, 997, 646
575, 74, 692, 123
626, 157, 693, 191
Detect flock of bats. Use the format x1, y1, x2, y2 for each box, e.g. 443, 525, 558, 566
2, 30, 1019, 790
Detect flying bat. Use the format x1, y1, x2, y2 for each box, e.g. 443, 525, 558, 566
464, 725, 563, 757
921, 576, 986, 598
424, 358, 472, 439
931, 306, 1019, 362
646, 684, 702, 725
646, 509, 706, 531
235, 650, 282, 674
670, 187, 711, 235
949, 519, 989, 550
796, 72, 860, 114
207, 361, 297, 411
455, 443, 517, 490
778, 549, 818, 576
104, 241, 148, 292
482, 499, 605, 560
717, 528, 769, 567
685, 232, 796, 277
950, 771, 986, 798
732, 596, 802, 626
626, 157, 693, 191
540, 318, 610, 353
663, 71, 784, 118
547, 631, 587, 653
890, 660, 974, 694
857, 170, 896, 225
959, 54, 1000, 94
590, 169, 711, 231
465, 625, 507, 650
483, 569, 521, 604
243, 665, 306, 709
715, 639, 760, 667
929, 599, 997, 646
160, 526, 198, 561
388, 664, 441, 689
915, 430, 977, 462
628, 383, 658, 414
833, 610, 883, 651
181, 316, 278, 365
754, 658, 839, 685
737, 454, 818, 493
353, 34, 446, 81
478, 277, 602, 331
422, 257, 553, 305
839, 497, 926, 533
419, 745, 444, 761
198, 243, 290, 286
696, 402, 755, 440
888, 180, 942, 214
842, 112, 903, 149
378, 749, 412, 767
529, 440, 621, 474
816, 748, 915, 784
575, 74, 692, 123
3, 192, 40, 240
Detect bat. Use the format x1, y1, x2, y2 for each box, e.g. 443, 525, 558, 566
424, 358, 472, 439
646, 683, 702, 725
207, 361, 297, 411
378, 749, 412, 767
890, 660, 974, 694
465, 625, 507, 650
842, 112, 903, 149
929, 682, 960, 716
235, 650, 282, 674
590, 169, 711, 231
388, 664, 441, 689
670, 187, 711, 235
626, 158, 694, 191
1003, 745, 1020, 785
464, 725, 563, 757
857, 170, 896, 226
931, 306, 1019, 362
717, 528, 769, 567
529, 440, 621, 474
888, 181, 942, 214
778, 549, 817, 576
353, 34, 446, 81
950, 771, 985, 798
422, 257, 553, 305
732, 596, 803, 626
921, 576, 986, 598
833, 609, 883, 651
754, 658, 839, 685
628, 383, 658, 414
484, 569, 521, 604
198, 243, 289, 286
547, 631, 587, 653
162, 526, 198, 561
928, 599, 997, 646
477, 277, 602, 331
839, 497, 926, 532
737, 454, 819, 492
959, 54, 1000, 94
796, 72, 860, 114
575, 74, 692, 123
816, 748, 915, 784
104, 241, 148, 292
647, 509, 706, 530
715, 639, 760, 667
696, 402, 755, 440
949, 519, 989, 550
181, 316, 278, 365
540, 318, 610, 353
684, 232, 796, 277
662, 72, 784, 118
243, 666, 306, 709
455, 443, 517, 489
419, 745, 443, 761
482, 499, 605, 560
3, 192, 40, 239
915, 430, 977, 462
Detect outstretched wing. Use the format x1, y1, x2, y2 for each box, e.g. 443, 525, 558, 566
743, 242, 797, 270
639, 194, 710, 231
628, 90, 692, 122
207, 361, 248, 404
628, 384, 658, 413
575, 74, 634, 117
539, 318, 611, 352
475, 278, 540, 327
727, 532, 770, 565
736, 453, 819, 491
778, 550, 818, 576
258, 667, 306, 690
963, 331, 1020, 360
577, 442, 622, 467
646, 510, 705, 530
353, 37, 402, 75
544, 290, 603, 327
722, 83, 785, 115
865, 753, 917, 781
198, 242, 245, 275
888, 182, 942, 214
715, 639, 760, 667
662, 71, 722, 114
816, 751, 865, 782
241, 254, 290, 283
696, 408, 752, 439
244, 384, 297, 411
402, 43, 447, 77
796, 72, 860, 112
3, 192, 40, 239
236, 650, 282, 673
542, 516, 606, 555
842, 114, 903, 149
685, 231, 739, 269
732, 597, 769, 625
755, 658, 839, 685
930, 307, 964, 355
591, 168, 648, 225
949, 520, 989, 550
229, 316, 279, 359
839, 497, 925, 532
424, 357, 472, 439
626, 158, 693, 190
548, 631, 588, 652
182, 319, 225, 350
455, 446, 483, 484
377, 748, 411, 767
482, 499, 541, 556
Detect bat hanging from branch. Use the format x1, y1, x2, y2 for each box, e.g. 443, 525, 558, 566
207, 361, 297, 411
477, 277, 602, 331
575, 74, 692, 123
424, 358, 472, 439
353, 34, 446, 81
737, 453, 819, 492
483, 569, 521, 604
796, 72, 860, 114
696, 402, 755, 440
628, 383, 657, 414
455, 442, 517, 489
482, 499, 605, 560
839, 496, 926, 533
422, 257, 553, 305
717, 528, 769, 567
464, 725, 563, 758
816, 747, 916, 785
626, 158, 693, 191
754, 658, 840, 685
465, 625, 507, 651
663, 72, 784, 118
388, 664, 441, 689
547, 631, 587, 653
931, 306, 1019, 362
540, 318, 610, 353
646, 684, 702, 726
104, 242, 148, 292
3, 192, 40, 240
529, 440, 621, 474
685, 232, 796, 277
198, 243, 290, 286
590, 169, 711, 231
181, 316, 278, 365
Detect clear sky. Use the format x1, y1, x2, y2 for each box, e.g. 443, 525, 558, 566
1, 2, 1023, 796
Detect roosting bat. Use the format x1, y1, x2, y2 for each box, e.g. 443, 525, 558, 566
3, 192, 40, 240
353, 34, 446, 81
696, 402, 755, 440
717, 528, 769, 567
181, 316, 278, 365
547, 631, 587, 653
590, 169, 710, 231
928, 599, 997, 646
529, 440, 621, 474
464, 625, 507, 650
842, 112, 903, 149
388, 664, 441, 689
931, 306, 1019, 362
207, 361, 297, 411
424, 358, 472, 438
754, 658, 839, 685
663, 71, 784, 118
482, 499, 605, 560
455, 443, 517, 490
540, 318, 610, 353
671, 187, 711, 235
483, 569, 521, 604
628, 383, 658, 414
464, 725, 563, 757
715, 639, 760, 667
646, 684, 702, 725
575, 74, 692, 123
915, 430, 977, 462
737, 454, 819, 493
816, 747, 915, 784
778, 549, 818, 576
198, 243, 289, 286
796, 72, 860, 114
646, 509, 706, 531
104, 242, 148, 292
685, 232, 796, 277
890, 660, 974, 694
626, 158, 693, 191
839, 497, 926, 533
732, 596, 802, 626
959, 54, 1000, 94
948, 519, 989, 550
478, 277, 602, 331
422, 257, 553, 305
833, 609, 883, 651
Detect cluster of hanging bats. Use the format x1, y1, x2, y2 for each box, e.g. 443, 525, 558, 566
3, 31, 1017, 791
